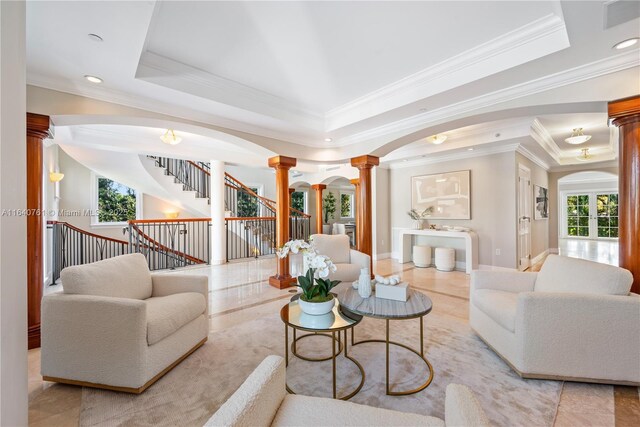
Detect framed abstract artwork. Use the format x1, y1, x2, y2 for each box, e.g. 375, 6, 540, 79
411, 170, 471, 219
534, 185, 549, 220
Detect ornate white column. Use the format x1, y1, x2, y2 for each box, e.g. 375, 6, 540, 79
210, 160, 226, 264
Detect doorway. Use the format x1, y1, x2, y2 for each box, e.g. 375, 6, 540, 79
563, 192, 619, 239
517, 164, 532, 271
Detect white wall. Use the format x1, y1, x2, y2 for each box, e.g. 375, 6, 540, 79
225, 165, 276, 200
0, 1, 28, 425
389, 152, 517, 269
374, 167, 391, 257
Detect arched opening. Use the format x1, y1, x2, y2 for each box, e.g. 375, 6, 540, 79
556, 171, 619, 265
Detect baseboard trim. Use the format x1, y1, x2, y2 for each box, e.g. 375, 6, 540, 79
472, 330, 639, 386
531, 249, 550, 266
373, 252, 391, 261
43, 337, 207, 394
549, 248, 559, 254
477, 264, 518, 272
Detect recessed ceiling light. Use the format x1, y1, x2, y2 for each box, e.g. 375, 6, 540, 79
402, 159, 408, 162
324, 138, 332, 142
467, 148, 474, 151
613, 38, 639, 50
84, 75, 103, 84
419, 108, 428, 112
426, 134, 447, 145
88, 33, 103, 42
565, 127, 591, 145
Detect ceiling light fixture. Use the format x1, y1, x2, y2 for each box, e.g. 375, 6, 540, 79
49, 172, 64, 182
324, 138, 332, 142
88, 33, 103, 42
577, 148, 592, 161
565, 127, 591, 145
84, 75, 103, 84
426, 134, 447, 145
613, 38, 639, 50
467, 148, 474, 151
160, 129, 182, 145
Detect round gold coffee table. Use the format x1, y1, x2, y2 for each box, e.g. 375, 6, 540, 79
339, 287, 434, 396
280, 296, 364, 400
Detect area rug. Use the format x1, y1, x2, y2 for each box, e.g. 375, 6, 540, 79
79, 312, 561, 426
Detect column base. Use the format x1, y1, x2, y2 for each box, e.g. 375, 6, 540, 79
269, 275, 297, 289
28, 324, 40, 350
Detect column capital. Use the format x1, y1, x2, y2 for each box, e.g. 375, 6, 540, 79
350, 155, 379, 169
268, 155, 297, 170
311, 183, 327, 191
27, 112, 53, 139
349, 178, 360, 186
609, 95, 640, 127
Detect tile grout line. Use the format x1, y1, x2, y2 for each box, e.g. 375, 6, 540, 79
209, 292, 292, 318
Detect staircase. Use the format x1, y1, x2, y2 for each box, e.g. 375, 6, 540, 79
48, 156, 311, 282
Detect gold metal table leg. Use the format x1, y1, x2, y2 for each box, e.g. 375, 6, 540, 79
351, 315, 434, 396
285, 324, 289, 367
332, 331, 337, 399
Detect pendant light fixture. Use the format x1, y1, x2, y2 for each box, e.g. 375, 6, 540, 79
565, 128, 591, 145
160, 129, 182, 145
426, 134, 447, 145
576, 148, 592, 161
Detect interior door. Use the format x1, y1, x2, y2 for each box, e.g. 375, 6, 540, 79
517, 166, 532, 270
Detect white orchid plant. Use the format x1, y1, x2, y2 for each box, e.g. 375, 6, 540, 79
276, 238, 340, 303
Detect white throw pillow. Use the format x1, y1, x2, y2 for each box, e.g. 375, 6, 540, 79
535, 255, 632, 296
61, 253, 153, 300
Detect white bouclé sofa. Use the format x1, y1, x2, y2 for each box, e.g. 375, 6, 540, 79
470, 255, 640, 385
310, 234, 370, 282
41, 253, 209, 393
205, 355, 490, 427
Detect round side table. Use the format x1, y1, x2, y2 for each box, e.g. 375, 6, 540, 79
339, 287, 434, 396
280, 296, 364, 400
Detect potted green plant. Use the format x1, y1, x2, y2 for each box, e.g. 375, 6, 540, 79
322, 192, 337, 234
408, 207, 434, 229
276, 239, 340, 315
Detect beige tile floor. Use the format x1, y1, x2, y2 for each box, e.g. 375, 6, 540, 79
28, 257, 637, 426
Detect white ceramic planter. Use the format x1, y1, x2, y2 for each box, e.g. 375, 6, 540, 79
298, 296, 335, 316
299, 311, 335, 329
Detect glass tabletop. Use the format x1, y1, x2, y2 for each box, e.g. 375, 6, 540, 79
281, 296, 362, 332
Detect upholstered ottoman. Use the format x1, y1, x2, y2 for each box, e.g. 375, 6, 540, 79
413, 245, 432, 268
435, 247, 456, 271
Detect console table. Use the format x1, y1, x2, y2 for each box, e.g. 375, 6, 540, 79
398, 229, 479, 274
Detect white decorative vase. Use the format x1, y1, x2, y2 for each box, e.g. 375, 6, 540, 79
299, 296, 335, 316
358, 268, 372, 298
414, 219, 423, 230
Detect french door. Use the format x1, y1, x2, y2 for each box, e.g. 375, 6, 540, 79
565, 192, 619, 239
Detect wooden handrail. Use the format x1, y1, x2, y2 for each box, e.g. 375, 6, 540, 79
128, 223, 206, 264
47, 220, 129, 245
128, 218, 210, 224
225, 216, 276, 221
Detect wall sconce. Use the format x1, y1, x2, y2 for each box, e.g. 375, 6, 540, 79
49, 172, 64, 182
164, 211, 179, 219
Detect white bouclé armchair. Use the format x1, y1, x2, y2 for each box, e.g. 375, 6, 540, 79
41, 253, 209, 393
310, 234, 370, 283
205, 355, 490, 427
470, 255, 640, 385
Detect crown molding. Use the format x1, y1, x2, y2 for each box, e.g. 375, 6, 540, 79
339, 50, 640, 147
325, 13, 569, 131
516, 144, 551, 171
387, 143, 520, 170
549, 160, 618, 173
529, 118, 561, 164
